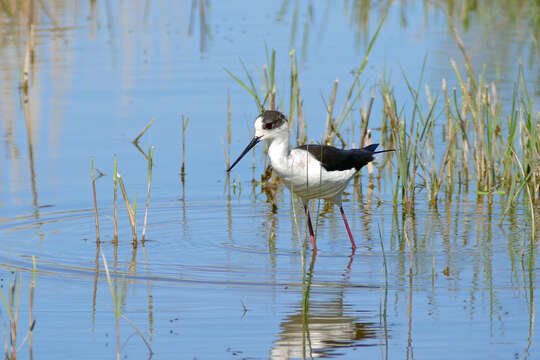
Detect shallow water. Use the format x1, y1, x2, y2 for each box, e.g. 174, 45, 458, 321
0, 1, 539, 359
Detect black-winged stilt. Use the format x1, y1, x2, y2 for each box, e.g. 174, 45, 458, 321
227, 110, 392, 251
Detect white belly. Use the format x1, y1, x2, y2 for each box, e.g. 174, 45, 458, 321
270, 148, 357, 203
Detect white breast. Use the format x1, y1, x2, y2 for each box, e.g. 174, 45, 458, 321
270, 148, 357, 204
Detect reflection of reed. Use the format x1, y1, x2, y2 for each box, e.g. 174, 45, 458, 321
100, 248, 153, 359
263, 205, 278, 269
23, 59, 39, 216
92, 242, 100, 330
525, 229, 535, 358
404, 216, 414, 360
276, 0, 313, 62
28, 258, 35, 360
141, 245, 154, 340
188, 0, 212, 53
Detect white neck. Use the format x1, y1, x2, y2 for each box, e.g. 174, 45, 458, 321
266, 133, 290, 167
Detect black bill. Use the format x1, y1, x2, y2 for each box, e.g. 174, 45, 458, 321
227, 136, 261, 172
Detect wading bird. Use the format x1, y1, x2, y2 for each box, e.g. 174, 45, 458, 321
227, 110, 392, 252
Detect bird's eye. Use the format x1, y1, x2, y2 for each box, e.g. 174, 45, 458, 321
263, 122, 273, 130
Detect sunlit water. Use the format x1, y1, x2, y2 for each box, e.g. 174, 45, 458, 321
0, 1, 538, 359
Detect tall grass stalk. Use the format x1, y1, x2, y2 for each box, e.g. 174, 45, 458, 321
288, 50, 297, 129
323, 79, 339, 144
450, 24, 476, 90
359, 89, 375, 147
296, 79, 307, 145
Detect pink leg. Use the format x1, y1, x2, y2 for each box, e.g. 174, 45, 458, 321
304, 205, 317, 251
339, 206, 356, 250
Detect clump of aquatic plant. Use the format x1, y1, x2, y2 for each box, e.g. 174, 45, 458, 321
377, 47, 539, 237
91, 119, 158, 246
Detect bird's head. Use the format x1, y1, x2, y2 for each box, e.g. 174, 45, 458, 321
227, 110, 289, 172
254, 110, 289, 141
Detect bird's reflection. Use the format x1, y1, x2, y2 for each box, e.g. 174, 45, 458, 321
271, 253, 380, 359
271, 304, 378, 359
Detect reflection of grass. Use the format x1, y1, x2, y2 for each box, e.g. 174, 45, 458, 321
377, 225, 389, 360
188, 0, 212, 53
0, 257, 37, 360
101, 247, 153, 359
301, 250, 316, 358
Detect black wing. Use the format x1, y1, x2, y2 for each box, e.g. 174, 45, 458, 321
295, 144, 379, 171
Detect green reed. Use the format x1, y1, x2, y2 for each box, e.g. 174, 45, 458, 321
381, 55, 539, 230
372, 21, 538, 220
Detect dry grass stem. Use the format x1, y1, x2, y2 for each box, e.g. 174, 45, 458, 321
117, 174, 137, 245
133, 118, 155, 144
